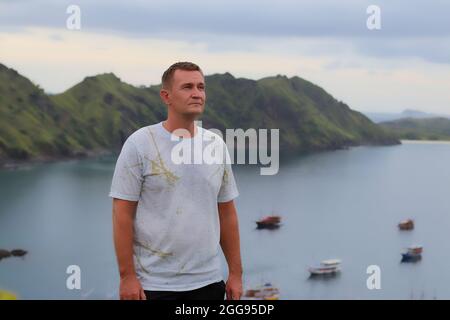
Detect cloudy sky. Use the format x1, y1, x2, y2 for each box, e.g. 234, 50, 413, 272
1, 0, 449, 113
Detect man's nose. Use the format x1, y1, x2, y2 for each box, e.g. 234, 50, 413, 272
191, 88, 204, 99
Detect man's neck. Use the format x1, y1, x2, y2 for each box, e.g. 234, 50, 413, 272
163, 116, 198, 138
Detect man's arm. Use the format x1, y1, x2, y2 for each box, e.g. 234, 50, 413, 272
112, 198, 146, 300
218, 200, 243, 300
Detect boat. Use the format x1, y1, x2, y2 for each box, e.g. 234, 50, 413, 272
398, 219, 414, 230
308, 259, 342, 276
401, 245, 423, 262
0, 249, 28, 260
11, 249, 27, 257
243, 283, 280, 300
256, 215, 281, 229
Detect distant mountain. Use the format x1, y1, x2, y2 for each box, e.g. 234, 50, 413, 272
0, 63, 399, 166
364, 109, 450, 123
380, 117, 450, 141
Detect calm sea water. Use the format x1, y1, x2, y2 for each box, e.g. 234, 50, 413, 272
1, 141, 449, 299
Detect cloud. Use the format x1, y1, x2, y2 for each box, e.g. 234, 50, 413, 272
1, 26, 450, 115
1, 0, 449, 37
1, 0, 449, 65
1, 1, 449, 113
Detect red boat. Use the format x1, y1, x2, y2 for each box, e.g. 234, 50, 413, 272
398, 219, 414, 230
256, 215, 281, 229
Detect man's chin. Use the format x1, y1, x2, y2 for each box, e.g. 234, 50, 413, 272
185, 107, 204, 116
182, 111, 203, 119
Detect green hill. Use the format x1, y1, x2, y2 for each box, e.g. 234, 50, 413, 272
0, 64, 71, 160
0, 63, 399, 166
50, 73, 165, 151
203, 73, 398, 152
380, 117, 450, 141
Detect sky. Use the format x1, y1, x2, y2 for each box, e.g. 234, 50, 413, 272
1, 0, 449, 113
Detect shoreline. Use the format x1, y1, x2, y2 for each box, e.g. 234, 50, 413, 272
2, 139, 447, 171
401, 139, 450, 145
0, 150, 116, 171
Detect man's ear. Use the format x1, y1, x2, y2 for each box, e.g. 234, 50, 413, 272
160, 89, 170, 105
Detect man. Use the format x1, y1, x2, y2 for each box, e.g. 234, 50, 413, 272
109, 62, 243, 300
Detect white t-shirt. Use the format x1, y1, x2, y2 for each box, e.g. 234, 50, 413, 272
109, 121, 239, 291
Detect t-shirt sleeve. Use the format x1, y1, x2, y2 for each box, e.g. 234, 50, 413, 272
109, 138, 143, 201
217, 146, 239, 203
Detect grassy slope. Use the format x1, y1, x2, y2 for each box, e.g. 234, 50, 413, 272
203, 73, 399, 153
50, 73, 166, 151
0, 64, 72, 160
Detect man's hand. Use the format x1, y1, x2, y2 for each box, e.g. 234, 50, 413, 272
119, 275, 146, 300
225, 273, 243, 300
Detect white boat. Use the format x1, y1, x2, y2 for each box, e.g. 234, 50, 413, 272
308, 259, 342, 276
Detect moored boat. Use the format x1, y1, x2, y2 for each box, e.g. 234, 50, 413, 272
401, 245, 423, 262
243, 283, 280, 300
11, 249, 27, 257
398, 219, 414, 230
256, 215, 281, 229
308, 259, 342, 276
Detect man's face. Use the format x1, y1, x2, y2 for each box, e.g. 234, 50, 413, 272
162, 70, 206, 117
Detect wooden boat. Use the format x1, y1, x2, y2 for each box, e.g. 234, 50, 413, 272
11, 249, 27, 257
243, 283, 280, 300
256, 215, 281, 229
398, 219, 414, 230
0, 249, 27, 260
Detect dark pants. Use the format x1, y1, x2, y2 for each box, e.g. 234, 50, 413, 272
144, 280, 226, 300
